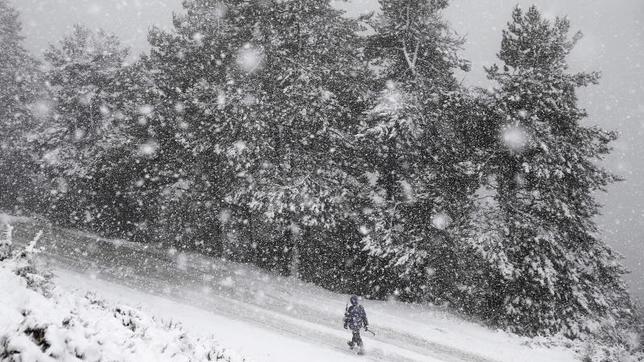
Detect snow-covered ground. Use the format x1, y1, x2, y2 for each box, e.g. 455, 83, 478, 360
5, 217, 580, 362
0, 227, 243, 361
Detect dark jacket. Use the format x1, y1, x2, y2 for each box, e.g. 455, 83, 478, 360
344, 304, 368, 331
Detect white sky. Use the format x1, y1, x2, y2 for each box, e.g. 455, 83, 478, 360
11, 0, 644, 303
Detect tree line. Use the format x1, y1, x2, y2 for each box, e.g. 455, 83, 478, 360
0, 0, 638, 341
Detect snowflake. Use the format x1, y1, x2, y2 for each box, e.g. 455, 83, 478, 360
138, 140, 159, 156
218, 209, 231, 224
501, 126, 528, 152
137, 104, 154, 116
192, 32, 204, 42
236, 44, 263, 73
30, 99, 53, 119
431, 212, 452, 230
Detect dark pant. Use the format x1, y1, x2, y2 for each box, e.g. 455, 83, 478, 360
350, 329, 363, 347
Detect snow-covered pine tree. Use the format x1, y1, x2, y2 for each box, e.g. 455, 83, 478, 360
355, 0, 477, 304
0, 0, 39, 147
483, 6, 636, 337
138, 0, 269, 253
143, 0, 367, 271
222, 0, 368, 275
0, 0, 44, 212
41, 26, 134, 235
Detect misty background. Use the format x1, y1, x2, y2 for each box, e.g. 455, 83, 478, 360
10, 0, 644, 302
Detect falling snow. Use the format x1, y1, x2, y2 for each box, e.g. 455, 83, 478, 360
0, 0, 642, 361
236, 44, 264, 73
501, 126, 529, 152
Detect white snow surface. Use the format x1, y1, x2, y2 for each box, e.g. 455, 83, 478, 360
5, 217, 579, 362
0, 256, 243, 361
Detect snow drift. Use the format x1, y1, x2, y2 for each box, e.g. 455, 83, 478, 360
0, 228, 246, 362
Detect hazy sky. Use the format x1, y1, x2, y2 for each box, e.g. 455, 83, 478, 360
11, 0, 644, 302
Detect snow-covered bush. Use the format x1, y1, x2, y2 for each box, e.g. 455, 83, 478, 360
581, 340, 640, 362
0, 223, 13, 261
577, 315, 643, 362
0, 224, 247, 362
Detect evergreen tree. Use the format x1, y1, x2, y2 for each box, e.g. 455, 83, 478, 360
138, 0, 265, 252
43, 26, 129, 168
0, 0, 43, 212
483, 6, 635, 337
222, 0, 367, 274
41, 26, 133, 235
143, 0, 367, 269
356, 0, 477, 303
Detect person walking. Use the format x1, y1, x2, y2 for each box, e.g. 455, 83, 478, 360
343, 295, 369, 354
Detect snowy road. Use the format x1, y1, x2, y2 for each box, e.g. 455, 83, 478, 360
11, 221, 576, 362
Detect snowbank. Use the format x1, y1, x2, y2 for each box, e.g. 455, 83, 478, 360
0, 228, 246, 362
3, 217, 642, 362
